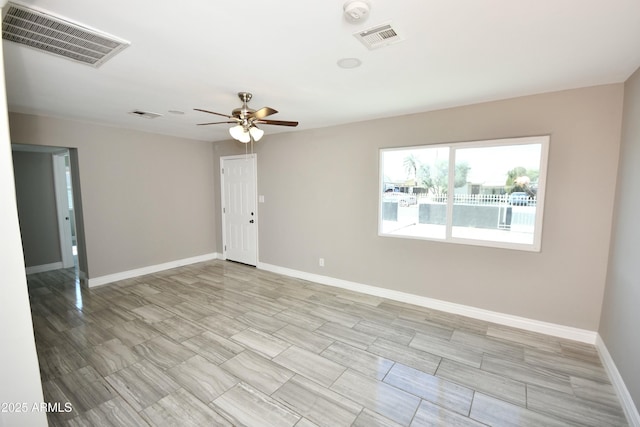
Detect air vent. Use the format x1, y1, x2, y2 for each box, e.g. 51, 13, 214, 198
2, 2, 130, 67
353, 22, 403, 50
128, 110, 162, 119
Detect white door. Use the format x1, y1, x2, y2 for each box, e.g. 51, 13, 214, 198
52, 152, 74, 268
220, 155, 258, 266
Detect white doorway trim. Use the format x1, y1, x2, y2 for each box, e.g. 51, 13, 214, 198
52, 152, 74, 268
220, 154, 258, 266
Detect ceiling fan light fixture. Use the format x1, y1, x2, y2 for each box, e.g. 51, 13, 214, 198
229, 124, 244, 140
238, 130, 251, 143
249, 126, 264, 141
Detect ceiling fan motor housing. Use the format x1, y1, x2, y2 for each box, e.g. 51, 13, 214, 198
232, 107, 255, 118
234, 92, 254, 118
238, 92, 252, 103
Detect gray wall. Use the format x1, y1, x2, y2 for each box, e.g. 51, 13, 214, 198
12, 150, 62, 267
599, 67, 640, 410
8, 113, 219, 278
254, 84, 623, 331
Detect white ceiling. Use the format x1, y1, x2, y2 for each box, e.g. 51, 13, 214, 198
3, 0, 640, 142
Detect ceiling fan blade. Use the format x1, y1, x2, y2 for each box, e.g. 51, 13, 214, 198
197, 121, 237, 126
194, 108, 234, 119
256, 119, 299, 127
251, 107, 278, 120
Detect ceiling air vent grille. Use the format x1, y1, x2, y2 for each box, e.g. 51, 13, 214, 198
353, 22, 403, 50
2, 2, 130, 67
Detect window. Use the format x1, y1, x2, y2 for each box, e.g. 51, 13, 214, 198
379, 136, 549, 251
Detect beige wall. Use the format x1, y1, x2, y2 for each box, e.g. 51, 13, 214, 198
12, 150, 62, 267
9, 113, 218, 278
600, 67, 640, 409
6, 85, 623, 332
255, 84, 623, 331
0, 41, 47, 426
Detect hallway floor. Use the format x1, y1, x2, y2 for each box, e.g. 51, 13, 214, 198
27, 260, 628, 426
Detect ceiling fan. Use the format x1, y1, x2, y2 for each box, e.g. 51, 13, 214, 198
195, 92, 298, 143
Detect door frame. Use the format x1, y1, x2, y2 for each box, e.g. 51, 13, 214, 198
52, 151, 75, 268
220, 154, 258, 265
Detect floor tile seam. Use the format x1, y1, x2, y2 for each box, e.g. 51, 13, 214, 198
522, 383, 605, 427
144, 386, 224, 425
271, 324, 337, 354
207, 388, 282, 427
527, 382, 628, 418
165, 373, 243, 423
434, 360, 530, 409
404, 395, 423, 427
269, 344, 341, 380
564, 381, 629, 412
406, 339, 481, 369
323, 339, 398, 370
438, 358, 530, 389
267, 372, 360, 419
450, 332, 533, 356
340, 364, 443, 412
472, 389, 569, 426
381, 360, 483, 418
102, 369, 165, 419
367, 336, 441, 363
478, 352, 585, 397
144, 315, 207, 341
465, 393, 494, 427
316, 321, 380, 343
518, 355, 610, 385
379, 361, 397, 384
325, 370, 409, 426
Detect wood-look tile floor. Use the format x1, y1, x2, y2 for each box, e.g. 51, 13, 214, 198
27, 260, 628, 426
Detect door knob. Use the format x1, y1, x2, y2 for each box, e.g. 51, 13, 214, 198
249, 219, 254, 223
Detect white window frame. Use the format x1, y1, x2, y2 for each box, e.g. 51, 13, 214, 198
378, 135, 550, 252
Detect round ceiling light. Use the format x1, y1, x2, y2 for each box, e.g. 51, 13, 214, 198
337, 57, 362, 69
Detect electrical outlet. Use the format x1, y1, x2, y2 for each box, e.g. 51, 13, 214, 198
319, 258, 325, 267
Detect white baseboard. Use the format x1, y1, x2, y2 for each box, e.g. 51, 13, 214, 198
88, 253, 220, 287
596, 334, 640, 427
26, 262, 63, 274
257, 262, 597, 344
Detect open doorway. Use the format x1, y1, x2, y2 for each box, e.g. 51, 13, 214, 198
11, 144, 88, 280
53, 151, 76, 268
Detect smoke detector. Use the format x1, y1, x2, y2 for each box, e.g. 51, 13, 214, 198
343, 0, 370, 24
